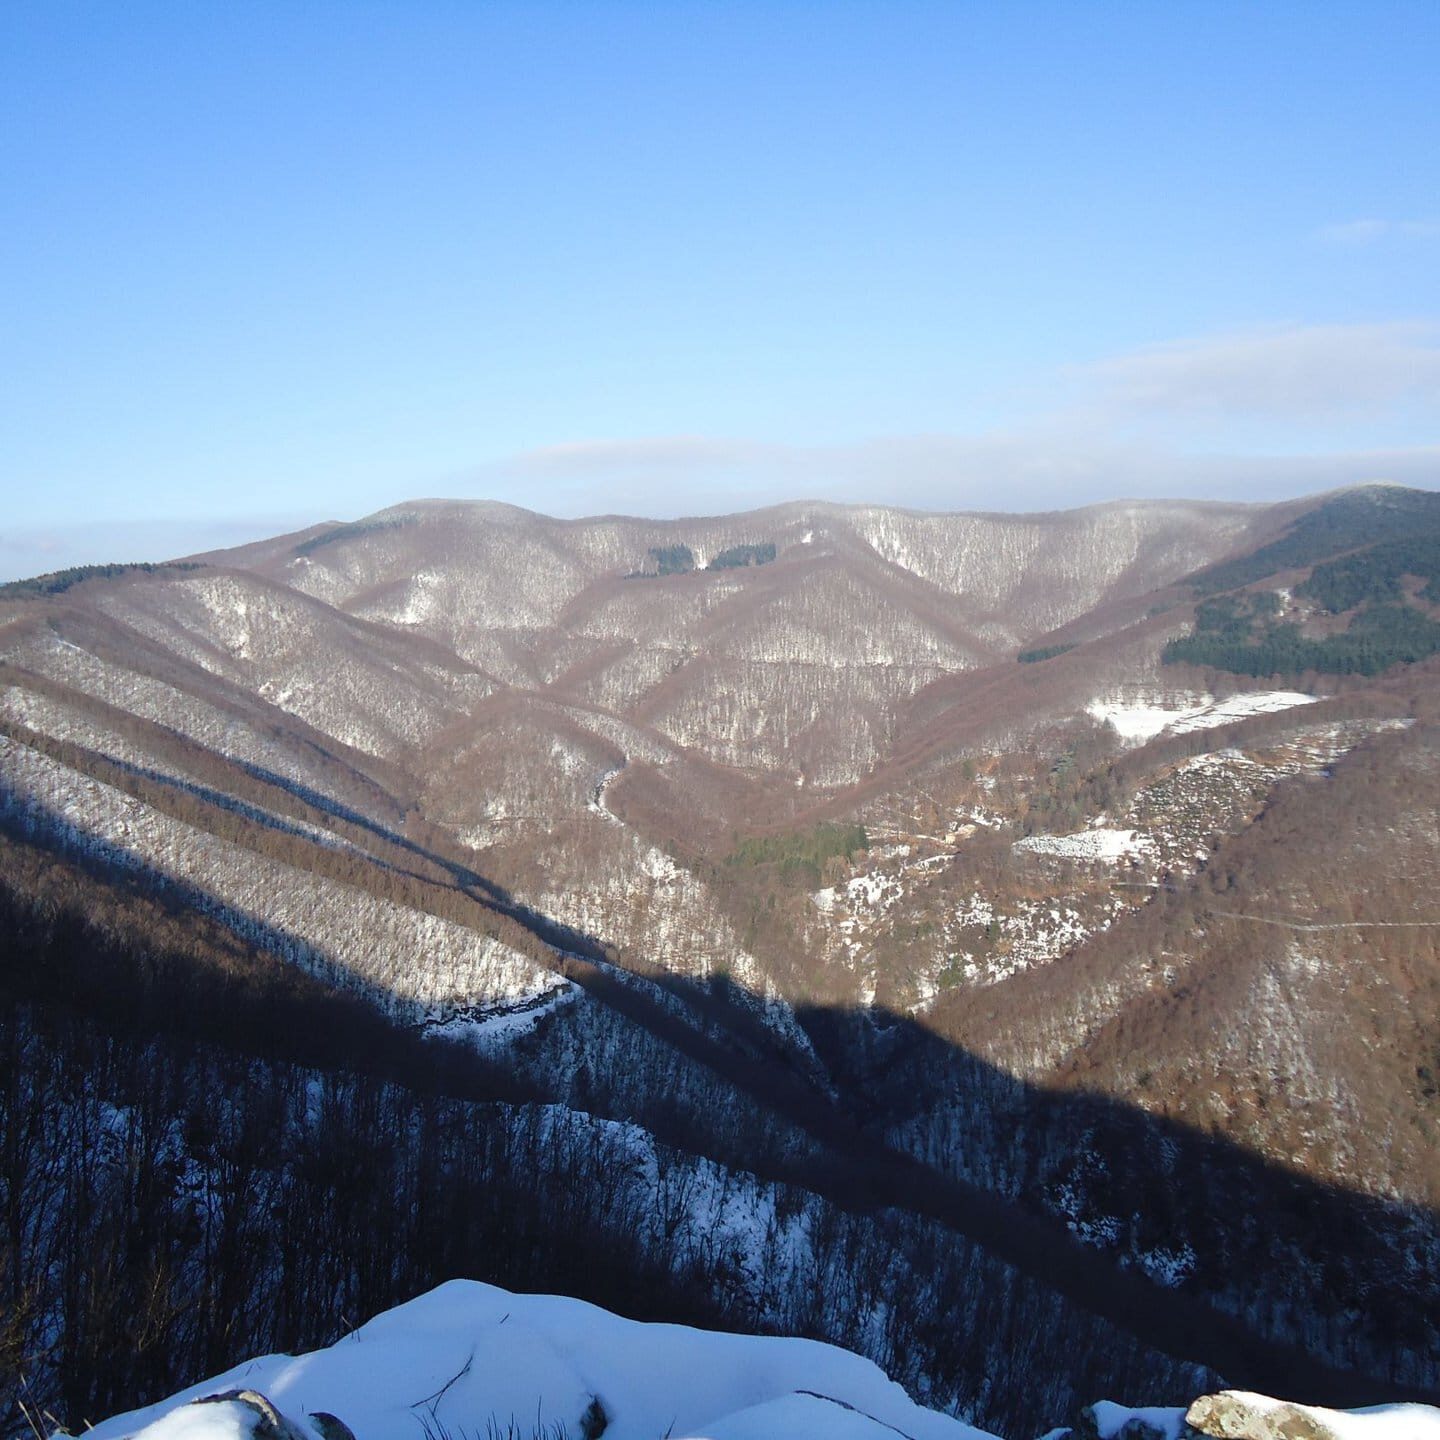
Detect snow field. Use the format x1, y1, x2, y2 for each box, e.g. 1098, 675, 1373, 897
1086, 691, 1318, 745
1014, 828, 1156, 863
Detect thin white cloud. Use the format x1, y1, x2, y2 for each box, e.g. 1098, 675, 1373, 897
1315, 218, 1440, 245
476, 432, 1440, 518
14, 320, 1431, 571
468, 320, 1440, 516
9, 440, 1434, 571
515, 436, 764, 474
1077, 322, 1440, 422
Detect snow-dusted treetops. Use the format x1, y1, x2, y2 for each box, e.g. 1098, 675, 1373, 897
4, 484, 1440, 1436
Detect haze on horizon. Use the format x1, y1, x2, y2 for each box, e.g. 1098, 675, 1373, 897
2, 0, 1437, 580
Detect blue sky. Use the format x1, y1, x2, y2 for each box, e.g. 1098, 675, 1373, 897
2, 0, 1438, 577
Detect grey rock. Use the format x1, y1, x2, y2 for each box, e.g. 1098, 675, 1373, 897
1186, 1392, 1341, 1440
194, 1390, 323, 1440
308, 1413, 359, 1440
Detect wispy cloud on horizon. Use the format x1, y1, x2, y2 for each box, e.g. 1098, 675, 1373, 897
6, 320, 1435, 575
471, 433, 1440, 519
470, 320, 1440, 517
1073, 321, 1440, 424
1314, 218, 1440, 245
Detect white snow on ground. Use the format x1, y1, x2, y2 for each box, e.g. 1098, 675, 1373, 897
587, 765, 626, 825
1133, 1242, 1198, 1288
1014, 828, 1156, 863
812, 866, 914, 929
1201, 1392, 1440, 1440
1, 635, 351, 806
76, 1285, 1440, 1440
84, 1281, 992, 1440
961, 805, 1004, 828
389, 569, 442, 626
1172, 746, 1256, 774
0, 686, 369, 858
1087, 691, 1317, 744
813, 828, 1134, 997
941, 890, 1126, 988
125, 1401, 267, 1440
1088, 1401, 1190, 1439
1167, 691, 1319, 734
1085, 1395, 1440, 1440
0, 736, 562, 1024
846, 870, 907, 909
420, 985, 580, 1051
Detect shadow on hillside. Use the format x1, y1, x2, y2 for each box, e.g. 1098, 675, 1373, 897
229, 754, 519, 907
4, 793, 1438, 1431
612, 969, 1440, 1412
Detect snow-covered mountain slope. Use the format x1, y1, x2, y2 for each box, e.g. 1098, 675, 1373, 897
86, 1280, 992, 1440
231, 495, 1269, 785
92, 569, 494, 761
7, 485, 1440, 1433
0, 730, 564, 1026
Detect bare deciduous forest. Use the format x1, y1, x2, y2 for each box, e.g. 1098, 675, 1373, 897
4, 486, 1440, 1436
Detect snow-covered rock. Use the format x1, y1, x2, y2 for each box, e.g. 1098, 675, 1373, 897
84, 1281, 993, 1440
1186, 1390, 1440, 1440
1056, 1394, 1440, 1440
127, 1392, 327, 1440
1080, 1399, 1191, 1440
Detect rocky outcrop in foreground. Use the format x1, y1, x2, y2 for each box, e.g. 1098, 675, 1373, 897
1187, 1390, 1440, 1440
1057, 1391, 1440, 1440
54, 1281, 1440, 1440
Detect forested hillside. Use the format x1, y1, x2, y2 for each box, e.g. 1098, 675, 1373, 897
4, 485, 1439, 1437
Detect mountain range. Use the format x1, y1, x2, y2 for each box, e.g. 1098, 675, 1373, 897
4, 482, 1440, 1437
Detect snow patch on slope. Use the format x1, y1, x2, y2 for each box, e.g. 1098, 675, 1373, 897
1087, 691, 1317, 744
421, 985, 580, 1050
1014, 828, 1157, 863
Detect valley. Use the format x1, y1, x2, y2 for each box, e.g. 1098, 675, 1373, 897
4, 484, 1440, 1437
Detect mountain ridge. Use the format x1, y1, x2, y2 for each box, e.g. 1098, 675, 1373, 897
4, 482, 1439, 1434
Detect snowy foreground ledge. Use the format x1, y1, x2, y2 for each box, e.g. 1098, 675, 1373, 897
73, 1282, 1440, 1440
80, 1280, 990, 1440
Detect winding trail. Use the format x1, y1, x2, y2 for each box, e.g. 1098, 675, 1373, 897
1208, 909, 1440, 932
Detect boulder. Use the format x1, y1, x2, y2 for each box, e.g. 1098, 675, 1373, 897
195, 1390, 335, 1440
307, 1413, 358, 1440
1066, 1400, 1191, 1440
1186, 1392, 1343, 1440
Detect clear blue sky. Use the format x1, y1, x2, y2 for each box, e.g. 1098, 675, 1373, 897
2, 1, 1438, 576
